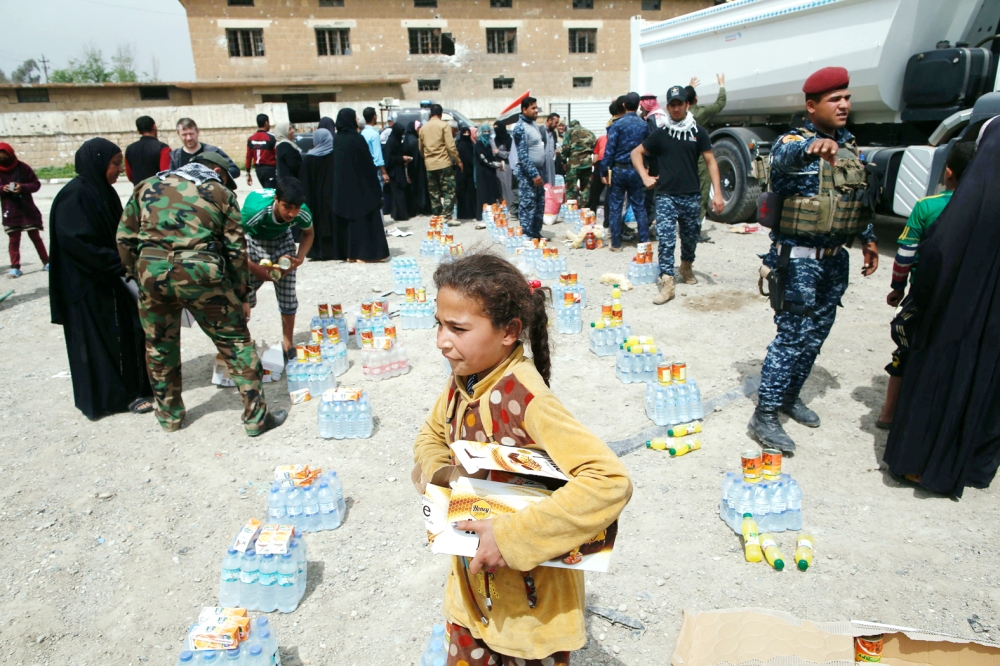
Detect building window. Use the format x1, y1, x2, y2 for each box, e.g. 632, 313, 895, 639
486, 28, 517, 54
316, 28, 351, 55
318, 0, 344, 5
573, 76, 593, 88
642, 0, 662, 8
490, 0, 513, 6
227, 0, 254, 5
16, 88, 49, 103
227, 29, 265, 57
569, 28, 597, 53
418, 79, 441, 91
139, 86, 170, 101
573, 0, 593, 8
493, 77, 514, 89
409, 28, 442, 54
414, 0, 437, 6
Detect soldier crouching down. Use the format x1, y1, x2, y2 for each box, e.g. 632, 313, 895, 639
116, 152, 287, 436
749, 67, 879, 452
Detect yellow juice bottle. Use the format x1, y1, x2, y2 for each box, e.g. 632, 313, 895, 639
760, 533, 786, 571
741, 513, 763, 562
667, 421, 703, 437
668, 439, 701, 457
794, 534, 814, 571
645, 438, 668, 451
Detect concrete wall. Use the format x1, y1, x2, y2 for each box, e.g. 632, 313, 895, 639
0, 85, 194, 113
0, 103, 289, 168
318, 95, 608, 125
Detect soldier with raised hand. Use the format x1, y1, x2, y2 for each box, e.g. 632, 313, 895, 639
117, 152, 287, 437
559, 119, 597, 205
749, 67, 878, 452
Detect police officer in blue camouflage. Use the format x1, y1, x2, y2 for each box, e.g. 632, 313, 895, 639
601, 92, 649, 251
511, 96, 547, 239
749, 67, 879, 452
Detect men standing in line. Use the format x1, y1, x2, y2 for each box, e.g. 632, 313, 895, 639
117, 152, 286, 436
511, 97, 547, 239
632, 85, 724, 305
124, 116, 171, 185
601, 92, 650, 252
170, 118, 240, 181
243, 178, 315, 362
246, 113, 277, 189
361, 107, 390, 188
419, 104, 463, 221
560, 119, 597, 205
687, 73, 727, 221
748, 67, 879, 452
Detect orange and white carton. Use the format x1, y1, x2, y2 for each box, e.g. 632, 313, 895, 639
232, 518, 262, 553
190, 624, 240, 650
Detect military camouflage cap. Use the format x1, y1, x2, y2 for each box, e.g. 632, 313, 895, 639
193, 152, 238, 190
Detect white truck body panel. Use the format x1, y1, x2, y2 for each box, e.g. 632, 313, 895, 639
893, 146, 937, 217
631, 0, 986, 123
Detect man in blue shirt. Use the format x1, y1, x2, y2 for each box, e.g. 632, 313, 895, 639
361, 107, 389, 188
512, 97, 547, 239
601, 92, 649, 251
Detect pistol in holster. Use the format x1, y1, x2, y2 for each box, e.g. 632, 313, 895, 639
759, 244, 814, 318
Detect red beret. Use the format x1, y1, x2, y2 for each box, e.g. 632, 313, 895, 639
802, 67, 850, 95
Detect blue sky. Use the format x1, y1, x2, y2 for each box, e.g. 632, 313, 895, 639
3, 0, 196, 82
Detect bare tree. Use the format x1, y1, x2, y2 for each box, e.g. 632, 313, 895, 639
11, 59, 41, 84
147, 55, 161, 82
0, 68, 8, 84
111, 43, 139, 83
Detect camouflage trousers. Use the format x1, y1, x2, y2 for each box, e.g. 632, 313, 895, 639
135, 251, 268, 435
564, 164, 592, 206
654, 193, 702, 278
757, 247, 850, 411
427, 167, 456, 219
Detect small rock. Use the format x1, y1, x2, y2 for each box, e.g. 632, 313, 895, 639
193, 578, 202, 583
36, 635, 46, 644
857, 305, 864, 311
172, 556, 180, 564
230, 477, 237, 483
613, 645, 621, 654
96, 492, 113, 500
655, 578, 665, 586
598, 633, 606, 641
617, 603, 627, 612
714, 405, 722, 412
387, 477, 397, 483
371, 286, 382, 293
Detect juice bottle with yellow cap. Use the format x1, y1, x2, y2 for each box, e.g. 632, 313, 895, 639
741, 513, 763, 562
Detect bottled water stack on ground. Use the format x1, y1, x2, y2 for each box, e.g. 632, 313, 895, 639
720, 449, 803, 534
628, 242, 657, 285
178, 611, 281, 664
536, 248, 568, 281
362, 344, 409, 380
614, 337, 664, 384
400, 299, 436, 329
285, 359, 336, 395
589, 321, 632, 356
552, 272, 587, 308
316, 388, 374, 439
266, 466, 346, 531
310, 302, 349, 348
390, 257, 421, 294
218, 519, 309, 613
645, 361, 704, 426
353, 299, 391, 349
556, 294, 582, 335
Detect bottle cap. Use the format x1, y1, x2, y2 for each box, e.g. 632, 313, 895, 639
797, 559, 809, 571
250, 645, 263, 656
645, 440, 652, 448
742, 512, 753, 518
774, 559, 785, 571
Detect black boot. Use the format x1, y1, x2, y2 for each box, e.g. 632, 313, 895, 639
748, 408, 796, 452
780, 397, 820, 428
249, 409, 288, 437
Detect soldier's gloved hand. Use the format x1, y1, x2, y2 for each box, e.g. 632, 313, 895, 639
807, 138, 840, 166
861, 242, 879, 276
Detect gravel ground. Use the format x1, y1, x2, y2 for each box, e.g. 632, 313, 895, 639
0, 182, 996, 666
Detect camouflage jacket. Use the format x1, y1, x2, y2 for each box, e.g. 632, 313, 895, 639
117, 170, 249, 299
559, 120, 597, 169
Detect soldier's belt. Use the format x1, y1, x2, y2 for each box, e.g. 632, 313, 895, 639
787, 245, 842, 260
138, 247, 222, 264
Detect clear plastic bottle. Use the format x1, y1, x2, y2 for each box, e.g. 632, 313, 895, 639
276, 552, 298, 613
332, 400, 345, 440
246, 644, 265, 666
345, 401, 358, 438
257, 628, 278, 665
421, 637, 448, 666
741, 513, 763, 562
290, 536, 307, 598
219, 547, 242, 607
201, 651, 219, 664
285, 487, 304, 532
317, 394, 335, 439
301, 485, 322, 532
267, 483, 287, 523
176, 650, 194, 665
688, 379, 704, 420
753, 483, 771, 532
257, 553, 278, 612
785, 480, 803, 530
768, 481, 787, 533
329, 471, 346, 516
737, 482, 755, 523
317, 481, 341, 530
357, 397, 373, 438
239, 548, 259, 610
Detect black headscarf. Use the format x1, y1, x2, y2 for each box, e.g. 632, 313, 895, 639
76, 137, 124, 228
318, 116, 336, 134
331, 109, 382, 219
493, 121, 512, 152
383, 123, 407, 178
335, 108, 359, 133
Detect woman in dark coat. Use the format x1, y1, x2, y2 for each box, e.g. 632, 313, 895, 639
493, 121, 515, 207
403, 121, 428, 216
302, 128, 340, 260
883, 120, 1000, 497
48, 137, 152, 419
332, 109, 390, 262
454, 125, 478, 221
474, 124, 503, 213
274, 121, 302, 181
383, 123, 411, 221
0, 142, 49, 277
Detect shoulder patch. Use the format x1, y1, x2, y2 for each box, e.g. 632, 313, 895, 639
782, 134, 806, 144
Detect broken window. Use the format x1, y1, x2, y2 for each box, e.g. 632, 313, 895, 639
418, 79, 441, 91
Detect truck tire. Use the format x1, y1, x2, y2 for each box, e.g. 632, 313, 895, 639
710, 138, 760, 224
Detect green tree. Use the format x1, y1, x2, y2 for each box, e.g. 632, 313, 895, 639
11, 59, 41, 84
0, 68, 8, 84
50, 44, 141, 83
111, 44, 139, 83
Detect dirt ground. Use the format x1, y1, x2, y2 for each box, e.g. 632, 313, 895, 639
0, 181, 997, 666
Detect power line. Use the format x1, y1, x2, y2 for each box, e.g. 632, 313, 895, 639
38, 55, 50, 84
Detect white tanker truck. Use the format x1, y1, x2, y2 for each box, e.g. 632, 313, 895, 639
629, 0, 1000, 223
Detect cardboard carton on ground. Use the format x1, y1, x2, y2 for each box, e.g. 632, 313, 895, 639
672, 608, 1000, 666
211, 342, 283, 386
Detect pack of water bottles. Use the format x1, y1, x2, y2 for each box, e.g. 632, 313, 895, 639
628, 243, 658, 285
564, 200, 583, 232
589, 321, 632, 356
419, 624, 448, 666
177, 611, 281, 665
485, 205, 512, 243
720, 449, 803, 534
317, 387, 374, 439
645, 361, 704, 426
354, 299, 392, 349
399, 297, 436, 329
556, 291, 582, 334
390, 257, 421, 294
552, 272, 587, 308
310, 303, 350, 346
536, 248, 568, 281
614, 336, 665, 384
268, 465, 346, 530
362, 341, 409, 380
420, 217, 452, 258
285, 359, 337, 396
218, 518, 309, 614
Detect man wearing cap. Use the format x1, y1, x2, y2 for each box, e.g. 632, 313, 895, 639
749, 67, 878, 452
601, 92, 650, 251
117, 152, 287, 437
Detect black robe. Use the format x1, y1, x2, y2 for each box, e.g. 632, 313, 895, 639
276, 142, 302, 181
384, 124, 410, 221
455, 133, 477, 221
883, 123, 1000, 496
332, 109, 390, 262
403, 122, 428, 216
302, 153, 339, 260
48, 137, 151, 419
474, 140, 502, 213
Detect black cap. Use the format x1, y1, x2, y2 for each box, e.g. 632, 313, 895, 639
622, 92, 641, 109
666, 85, 687, 103
194, 152, 238, 190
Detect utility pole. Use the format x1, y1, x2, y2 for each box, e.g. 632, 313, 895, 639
38, 55, 49, 83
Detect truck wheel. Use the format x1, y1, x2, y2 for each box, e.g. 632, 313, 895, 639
710, 138, 760, 224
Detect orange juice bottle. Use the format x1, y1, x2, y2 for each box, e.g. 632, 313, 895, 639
794, 534, 815, 571
741, 513, 763, 562
760, 533, 786, 571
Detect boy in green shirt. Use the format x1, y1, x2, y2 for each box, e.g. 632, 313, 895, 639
242, 178, 314, 360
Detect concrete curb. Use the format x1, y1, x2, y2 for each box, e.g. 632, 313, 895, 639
608, 373, 761, 458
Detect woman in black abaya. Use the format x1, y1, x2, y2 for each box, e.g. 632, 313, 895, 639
403, 121, 428, 216
48, 137, 152, 420
332, 109, 390, 263
454, 125, 477, 221
883, 120, 1000, 497
474, 123, 503, 212
383, 123, 411, 221
303, 129, 341, 260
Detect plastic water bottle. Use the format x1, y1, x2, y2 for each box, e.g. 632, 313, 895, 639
255, 628, 278, 665
422, 625, 446, 656
753, 483, 771, 532
201, 651, 219, 664
239, 549, 259, 610
301, 485, 321, 532
421, 637, 448, 666
176, 651, 195, 665
344, 401, 358, 438
357, 397, 373, 438
329, 471, 346, 515
317, 481, 341, 530
332, 400, 345, 439
247, 644, 265, 666
688, 379, 704, 420
285, 487, 304, 531
276, 552, 298, 613
785, 480, 803, 530
224, 646, 242, 662
317, 394, 335, 439
737, 482, 755, 523
257, 553, 278, 612
267, 483, 287, 523
219, 547, 242, 607
290, 537, 307, 597
768, 481, 787, 532
285, 361, 298, 393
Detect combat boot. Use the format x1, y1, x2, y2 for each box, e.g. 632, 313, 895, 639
652, 275, 675, 305
748, 408, 796, 452
679, 260, 698, 285
780, 397, 821, 428
249, 409, 288, 437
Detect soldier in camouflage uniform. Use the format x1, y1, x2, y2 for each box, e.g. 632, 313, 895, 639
749, 68, 878, 452
688, 74, 727, 221
559, 120, 597, 204
117, 152, 287, 436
